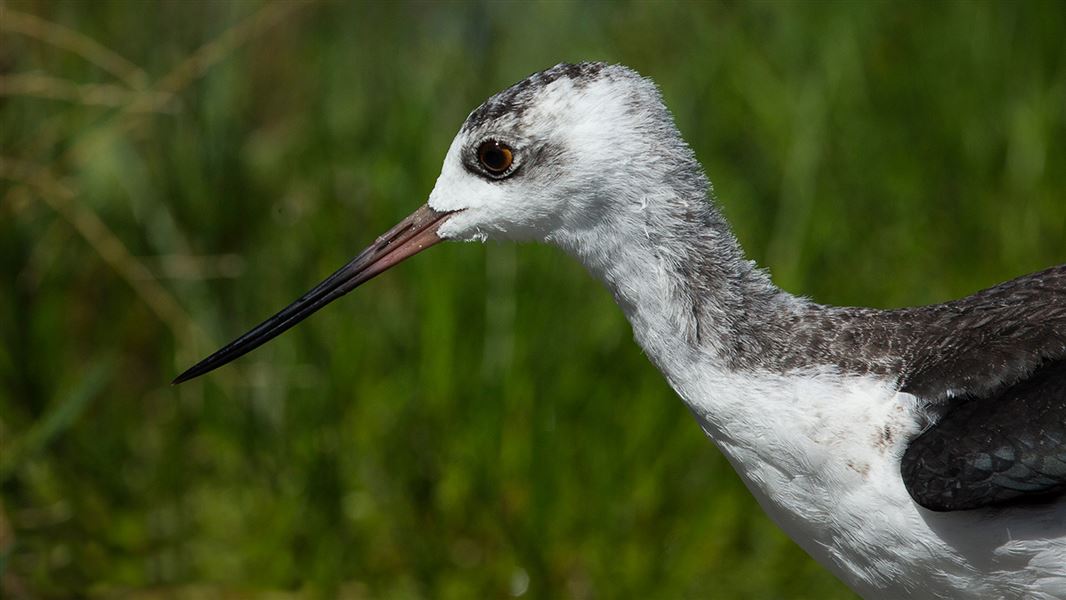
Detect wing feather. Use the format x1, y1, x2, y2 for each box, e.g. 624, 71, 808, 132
896, 266, 1066, 511
900, 265, 1066, 402
901, 359, 1066, 511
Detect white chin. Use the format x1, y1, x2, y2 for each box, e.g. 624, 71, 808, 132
437, 212, 489, 243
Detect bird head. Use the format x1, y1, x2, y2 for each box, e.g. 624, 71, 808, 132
174, 62, 698, 383
430, 62, 687, 244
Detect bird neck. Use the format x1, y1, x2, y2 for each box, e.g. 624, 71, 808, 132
548, 179, 931, 585
549, 189, 914, 566
549, 185, 801, 383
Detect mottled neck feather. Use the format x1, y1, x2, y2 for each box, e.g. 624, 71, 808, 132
548, 162, 809, 377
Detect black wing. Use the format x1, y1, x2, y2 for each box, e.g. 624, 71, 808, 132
896, 265, 1066, 511
900, 359, 1066, 511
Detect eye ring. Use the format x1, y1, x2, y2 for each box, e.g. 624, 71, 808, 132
477, 140, 514, 176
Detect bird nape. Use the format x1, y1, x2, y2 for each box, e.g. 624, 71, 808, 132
176, 63, 1066, 599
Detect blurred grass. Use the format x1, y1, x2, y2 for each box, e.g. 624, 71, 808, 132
1, 0, 1064, 598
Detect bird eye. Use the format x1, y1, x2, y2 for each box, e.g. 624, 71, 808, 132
477, 140, 514, 175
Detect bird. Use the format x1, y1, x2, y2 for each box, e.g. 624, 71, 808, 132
174, 63, 1066, 599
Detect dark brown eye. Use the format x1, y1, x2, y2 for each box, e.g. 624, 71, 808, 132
477, 140, 514, 175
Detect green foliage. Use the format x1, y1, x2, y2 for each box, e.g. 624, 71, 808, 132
2, 1, 1064, 598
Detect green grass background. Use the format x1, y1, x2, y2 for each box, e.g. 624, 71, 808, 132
2, 1, 1064, 598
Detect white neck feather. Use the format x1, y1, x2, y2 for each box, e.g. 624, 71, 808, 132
547, 193, 925, 590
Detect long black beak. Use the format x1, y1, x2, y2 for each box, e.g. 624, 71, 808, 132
173, 204, 453, 384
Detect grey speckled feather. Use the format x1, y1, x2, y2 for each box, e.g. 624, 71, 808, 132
743, 265, 1066, 401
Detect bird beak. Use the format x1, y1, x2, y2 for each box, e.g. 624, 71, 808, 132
173, 204, 454, 384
